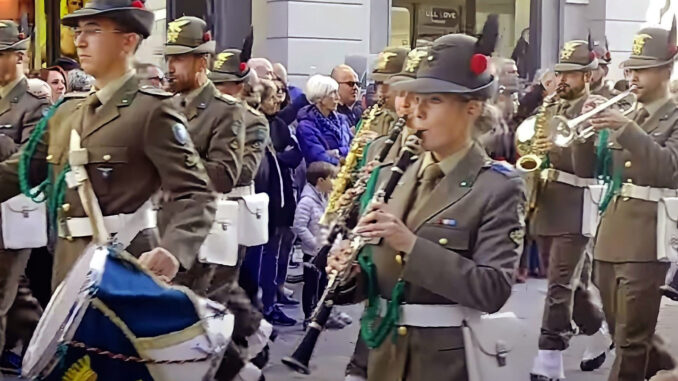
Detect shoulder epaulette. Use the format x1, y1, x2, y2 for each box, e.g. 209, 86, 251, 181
62, 92, 89, 99
489, 160, 519, 177
216, 93, 237, 104
246, 104, 263, 117
139, 86, 173, 98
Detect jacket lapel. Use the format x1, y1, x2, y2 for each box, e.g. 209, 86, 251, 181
0, 77, 26, 117
642, 99, 675, 134
184, 82, 214, 121
382, 158, 420, 222
408, 143, 489, 231
82, 76, 138, 140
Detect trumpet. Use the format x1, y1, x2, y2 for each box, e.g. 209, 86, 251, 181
550, 85, 637, 147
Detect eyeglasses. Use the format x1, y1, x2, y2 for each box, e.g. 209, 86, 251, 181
71, 27, 124, 41
339, 81, 360, 88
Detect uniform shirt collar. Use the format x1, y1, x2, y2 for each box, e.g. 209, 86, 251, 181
418, 141, 473, 178
183, 80, 210, 107
94, 70, 136, 107
0, 75, 24, 99
641, 95, 671, 119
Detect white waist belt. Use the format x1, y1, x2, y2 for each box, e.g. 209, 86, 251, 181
59, 200, 157, 239
378, 297, 482, 327
541, 169, 597, 188
620, 183, 678, 202
223, 184, 255, 199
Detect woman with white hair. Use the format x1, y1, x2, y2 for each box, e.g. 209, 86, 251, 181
296, 74, 353, 165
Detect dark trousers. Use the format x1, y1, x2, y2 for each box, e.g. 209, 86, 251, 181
595, 260, 675, 381
537, 235, 604, 350
301, 254, 328, 319
240, 245, 263, 308
260, 226, 294, 312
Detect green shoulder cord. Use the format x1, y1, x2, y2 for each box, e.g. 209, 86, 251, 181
18, 99, 70, 229
596, 129, 621, 213
354, 118, 364, 133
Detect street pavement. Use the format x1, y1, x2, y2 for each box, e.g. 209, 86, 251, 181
265, 277, 678, 381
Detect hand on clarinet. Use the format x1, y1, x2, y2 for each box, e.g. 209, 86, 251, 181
139, 247, 180, 282
326, 240, 359, 276
355, 202, 417, 253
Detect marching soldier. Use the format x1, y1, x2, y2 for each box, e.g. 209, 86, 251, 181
328, 33, 526, 381
0, 0, 215, 297
529, 39, 607, 381
0, 20, 50, 372
591, 38, 615, 99
361, 47, 409, 137
584, 22, 678, 381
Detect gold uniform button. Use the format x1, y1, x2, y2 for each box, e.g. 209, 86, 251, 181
45, 154, 53, 161
103, 154, 112, 162
624, 161, 632, 168
61, 203, 70, 212
398, 326, 408, 336
438, 238, 448, 246
395, 254, 403, 265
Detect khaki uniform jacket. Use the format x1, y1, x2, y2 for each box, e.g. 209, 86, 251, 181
0, 76, 215, 281
236, 103, 269, 187
340, 143, 526, 380
0, 77, 51, 145
180, 81, 245, 193
575, 99, 678, 262
368, 107, 398, 137
0, 77, 50, 248
591, 83, 616, 99
531, 94, 593, 236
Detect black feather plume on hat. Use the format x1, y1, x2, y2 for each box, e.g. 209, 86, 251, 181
241, 26, 253, 63
475, 14, 499, 56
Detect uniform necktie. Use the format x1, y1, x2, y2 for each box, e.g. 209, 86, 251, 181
634, 107, 650, 126
406, 162, 443, 226
82, 94, 101, 130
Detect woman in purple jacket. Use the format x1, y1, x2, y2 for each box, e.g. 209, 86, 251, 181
296, 74, 353, 166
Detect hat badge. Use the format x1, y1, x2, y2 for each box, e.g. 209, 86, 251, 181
560, 41, 582, 60
214, 52, 234, 71
632, 34, 652, 56
167, 19, 190, 44
375, 52, 397, 71
405, 49, 428, 73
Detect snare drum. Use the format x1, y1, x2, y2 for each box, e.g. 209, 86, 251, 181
23, 244, 234, 381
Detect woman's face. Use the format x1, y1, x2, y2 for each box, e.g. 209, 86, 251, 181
46, 70, 66, 101
260, 89, 280, 116
319, 90, 339, 112
273, 79, 286, 103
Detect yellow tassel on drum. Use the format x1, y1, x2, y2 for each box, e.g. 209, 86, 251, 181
62, 355, 97, 381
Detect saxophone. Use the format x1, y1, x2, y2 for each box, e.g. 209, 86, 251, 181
515, 94, 557, 173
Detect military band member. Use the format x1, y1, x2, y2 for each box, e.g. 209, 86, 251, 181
529, 39, 606, 381
591, 38, 615, 99
584, 23, 678, 381
0, 20, 50, 366
329, 33, 526, 381
0, 0, 215, 293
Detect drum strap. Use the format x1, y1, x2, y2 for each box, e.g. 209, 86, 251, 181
68, 130, 109, 244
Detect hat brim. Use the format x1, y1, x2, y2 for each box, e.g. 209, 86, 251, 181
372, 72, 395, 83
209, 69, 251, 83
386, 74, 415, 85
62, 8, 154, 38
621, 55, 676, 70
391, 76, 496, 98
164, 41, 216, 56
0, 37, 29, 52
554, 59, 598, 72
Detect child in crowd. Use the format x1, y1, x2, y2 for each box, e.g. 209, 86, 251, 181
293, 161, 350, 329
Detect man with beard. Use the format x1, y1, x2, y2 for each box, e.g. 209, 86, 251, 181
529, 39, 606, 381
591, 38, 615, 99
331, 64, 362, 127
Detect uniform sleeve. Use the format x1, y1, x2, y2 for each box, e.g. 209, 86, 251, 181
204, 103, 245, 193
20, 98, 50, 144
402, 176, 526, 313
142, 100, 216, 270
238, 115, 269, 186
571, 136, 598, 178
616, 118, 678, 185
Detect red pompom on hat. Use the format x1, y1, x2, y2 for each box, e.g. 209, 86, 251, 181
240, 63, 247, 72
670, 44, 678, 56
130, 0, 145, 8
589, 51, 596, 61
203, 31, 212, 42
469, 54, 488, 75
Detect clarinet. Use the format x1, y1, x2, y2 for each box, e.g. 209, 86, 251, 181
281, 130, 422, 375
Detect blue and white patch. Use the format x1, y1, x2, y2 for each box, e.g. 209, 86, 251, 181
490, 161, 516, 176
172, 123, 189, 145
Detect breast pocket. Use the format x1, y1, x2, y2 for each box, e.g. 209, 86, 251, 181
650, 123, 672, 145
86, 147, 128, 196
417, 223, 471, 256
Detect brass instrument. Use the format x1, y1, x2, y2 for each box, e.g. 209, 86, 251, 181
515, 94, 558, 173
550, 85, 637, 147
